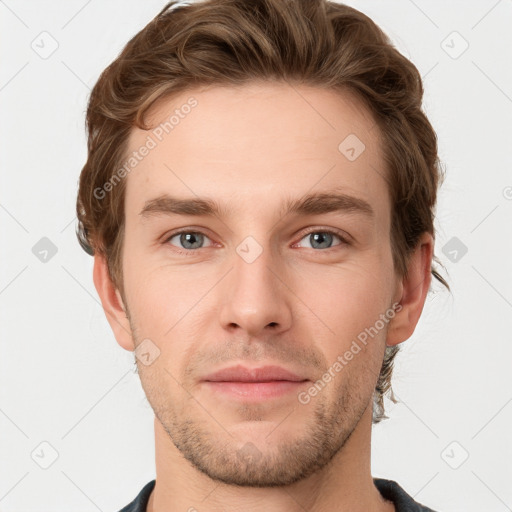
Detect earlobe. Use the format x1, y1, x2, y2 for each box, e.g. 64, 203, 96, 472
386, 232, 434, 347
92, 254, 134, 351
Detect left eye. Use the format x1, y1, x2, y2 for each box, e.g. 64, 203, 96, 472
296, 230, 347, 250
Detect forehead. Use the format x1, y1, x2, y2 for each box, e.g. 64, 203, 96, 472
123, 82, 388, 219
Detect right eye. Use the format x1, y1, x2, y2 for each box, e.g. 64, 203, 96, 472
164, 230, 214, 254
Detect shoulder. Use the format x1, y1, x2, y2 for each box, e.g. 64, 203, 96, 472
373, 477, 439, 511
117, 479, 156, 512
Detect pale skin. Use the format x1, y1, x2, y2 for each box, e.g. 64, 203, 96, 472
93, 82, 433, 512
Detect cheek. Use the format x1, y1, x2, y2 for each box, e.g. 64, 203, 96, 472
294, 257, 391, 318
124, 257, 214, 355
290, 260, 393, 358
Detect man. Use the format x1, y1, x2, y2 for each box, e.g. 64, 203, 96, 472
76, 0, 449, 510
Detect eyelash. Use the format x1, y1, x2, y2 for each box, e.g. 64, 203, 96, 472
163, 227, 350, 256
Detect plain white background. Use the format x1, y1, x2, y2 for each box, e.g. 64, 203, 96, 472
0, 0, 511, 510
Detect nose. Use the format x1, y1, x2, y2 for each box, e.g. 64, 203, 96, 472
218, 240, 293, 336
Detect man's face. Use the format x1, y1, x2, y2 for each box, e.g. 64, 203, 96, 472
119, 82, 400, 486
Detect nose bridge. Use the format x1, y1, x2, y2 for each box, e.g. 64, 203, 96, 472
218, 234, 292, 334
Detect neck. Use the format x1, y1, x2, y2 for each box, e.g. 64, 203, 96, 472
146, 404, 394, 512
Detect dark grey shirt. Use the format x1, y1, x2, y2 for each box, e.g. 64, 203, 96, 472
118, 478, 438, 511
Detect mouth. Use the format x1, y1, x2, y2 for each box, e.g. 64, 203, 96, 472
201, 365, 310, 401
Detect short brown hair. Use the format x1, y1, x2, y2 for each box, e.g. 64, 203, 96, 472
76, 0, 450, 423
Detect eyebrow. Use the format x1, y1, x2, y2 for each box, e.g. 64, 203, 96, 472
139, 189, 375, 221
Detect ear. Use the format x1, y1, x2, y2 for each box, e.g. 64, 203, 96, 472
386, 232, 434, 347
93, 253, 134, 351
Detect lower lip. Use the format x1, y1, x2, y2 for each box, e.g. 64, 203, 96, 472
203, 381, 308, 400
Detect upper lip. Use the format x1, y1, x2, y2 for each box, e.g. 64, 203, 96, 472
202, 365, 308, 382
